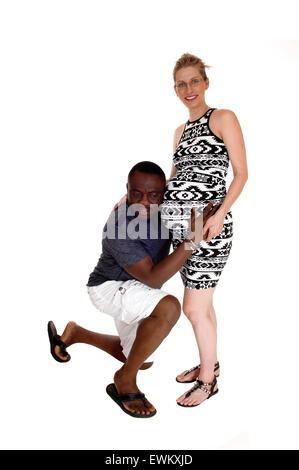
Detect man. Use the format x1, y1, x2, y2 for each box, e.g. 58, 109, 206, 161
47, 161, 217, 418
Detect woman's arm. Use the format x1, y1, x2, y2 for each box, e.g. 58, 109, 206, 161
216, 110, 248, 217
202, 109, 248, 242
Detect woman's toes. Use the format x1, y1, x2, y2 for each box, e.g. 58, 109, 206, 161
178, 371, 188, 380
177, 392, 187, 403
177, 368, 199, 382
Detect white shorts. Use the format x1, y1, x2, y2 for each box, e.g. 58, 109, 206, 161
87, 278, 170, 361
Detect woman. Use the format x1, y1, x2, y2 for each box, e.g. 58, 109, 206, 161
114, 53, 248, 407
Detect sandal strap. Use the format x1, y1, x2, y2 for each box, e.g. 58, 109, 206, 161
184, 361, 220, 376
54, 334, 69, 357
185, 376, 217, 398
196, 376, 217, 395
117, 392, 147, 406
185, 382, 200, 398
54, 334, 66, 348
184, 364, 200, 376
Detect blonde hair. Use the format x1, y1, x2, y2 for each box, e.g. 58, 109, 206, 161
173, 53, 212, 82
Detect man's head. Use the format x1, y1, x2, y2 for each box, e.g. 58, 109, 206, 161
126, 161, 166, 219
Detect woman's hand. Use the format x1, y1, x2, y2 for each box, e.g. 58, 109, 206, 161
112, 193, 127, 212
202, 204, 225, 242
189, 202, 214, 245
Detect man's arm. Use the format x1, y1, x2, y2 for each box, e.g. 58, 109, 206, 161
124, 203, 219, 289
124, 239, 196, 289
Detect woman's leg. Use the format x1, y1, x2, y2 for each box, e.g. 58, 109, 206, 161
210, 303, 217, 330
177, 286, 218, 406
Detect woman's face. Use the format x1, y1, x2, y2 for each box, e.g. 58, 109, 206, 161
174, 66, 209, 109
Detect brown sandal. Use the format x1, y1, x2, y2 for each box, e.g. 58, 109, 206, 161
176, 361, 220, 383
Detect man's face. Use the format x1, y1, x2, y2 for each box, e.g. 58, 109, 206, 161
126, 171, 165, 219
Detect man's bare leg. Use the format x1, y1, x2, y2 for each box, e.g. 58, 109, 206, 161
53, 322, 153, 370
113, 294, 181, 416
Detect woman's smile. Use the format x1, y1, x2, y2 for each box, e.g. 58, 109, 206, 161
185, 94, 198, 101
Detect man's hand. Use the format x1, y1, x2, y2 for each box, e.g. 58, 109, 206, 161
189, 202, 222, 244
112, 193, 127, 213
189, 206, 204, 245
203, 201, 222, 225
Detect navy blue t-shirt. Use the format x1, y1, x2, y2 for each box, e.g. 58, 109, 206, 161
87, 200, 171, 287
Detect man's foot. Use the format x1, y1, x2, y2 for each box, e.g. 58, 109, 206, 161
176, 375, 218, 407
114, 367, 156, 416
54, 321, 77, 361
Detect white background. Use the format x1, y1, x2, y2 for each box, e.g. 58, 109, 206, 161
1, 0, 299, 450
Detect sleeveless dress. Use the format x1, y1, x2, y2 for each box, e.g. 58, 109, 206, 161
160, 107, 233, 290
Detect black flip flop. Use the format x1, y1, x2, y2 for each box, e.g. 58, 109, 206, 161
47, 321, 71, 363
106, 383, 156, 418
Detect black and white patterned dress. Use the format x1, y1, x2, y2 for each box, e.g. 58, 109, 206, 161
160, 108, 233, 290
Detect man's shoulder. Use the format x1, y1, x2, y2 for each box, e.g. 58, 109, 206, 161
102, 206, 141, 253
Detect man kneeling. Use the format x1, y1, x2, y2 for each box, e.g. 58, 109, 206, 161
47, 161, 213, 418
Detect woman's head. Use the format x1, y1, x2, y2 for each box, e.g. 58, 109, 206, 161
173, 53, 211, 109
173, 53, 211, 82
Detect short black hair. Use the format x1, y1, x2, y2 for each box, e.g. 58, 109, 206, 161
128, 161, 166, 184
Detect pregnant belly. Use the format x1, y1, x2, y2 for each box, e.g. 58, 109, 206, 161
160, 178, 226, 238
164, 175, 226, 201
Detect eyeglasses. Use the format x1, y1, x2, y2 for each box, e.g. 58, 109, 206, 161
175, 78, 203, 90
129, 189, 164, 204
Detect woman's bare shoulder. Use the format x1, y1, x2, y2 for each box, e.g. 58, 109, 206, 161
173, 123, 186, 150
213, 108, 238, 121
176, 122, 186, 132
174, 122, 186, 139
210, 109, 240, 138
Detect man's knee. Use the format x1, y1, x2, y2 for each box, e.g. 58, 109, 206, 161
152, 295, 181, 326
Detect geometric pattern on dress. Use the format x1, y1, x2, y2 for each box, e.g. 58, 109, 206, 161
160, 108, 234, 290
